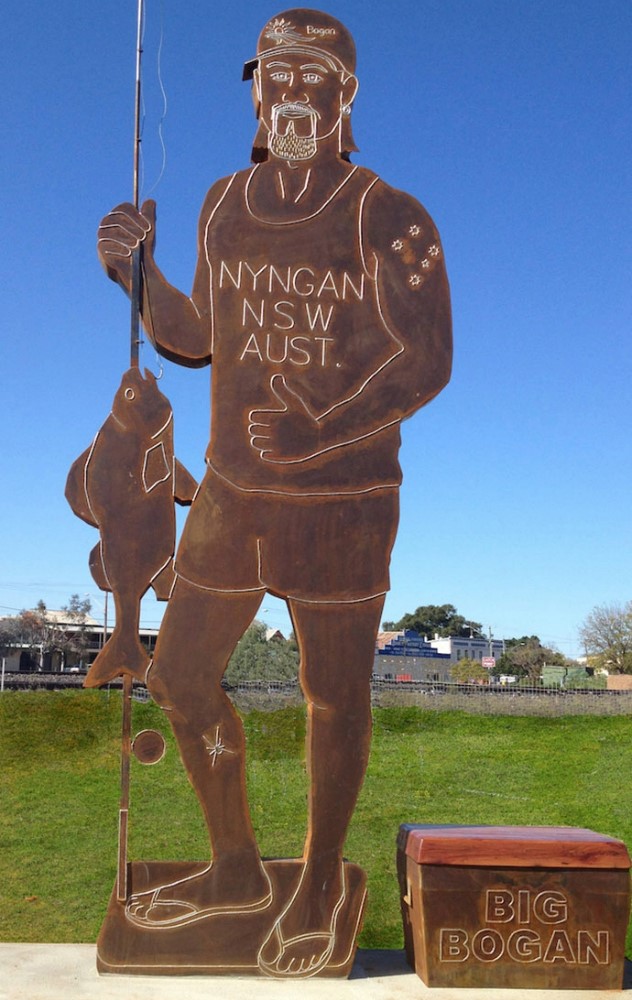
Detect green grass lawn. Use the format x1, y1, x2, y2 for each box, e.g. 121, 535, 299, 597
1, 691, 631, 951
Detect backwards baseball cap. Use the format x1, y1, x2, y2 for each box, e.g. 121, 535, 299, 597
243, 8, 356, 81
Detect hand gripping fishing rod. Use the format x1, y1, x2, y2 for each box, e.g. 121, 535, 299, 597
117, 0, 145, 903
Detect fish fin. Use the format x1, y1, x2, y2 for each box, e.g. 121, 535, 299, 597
89, 543, 112, 592
151, 560, 175, 601
65, 448, 97, 526
84, 634, 149, 689
174, 460, 198, 506
143, 441, 171, 493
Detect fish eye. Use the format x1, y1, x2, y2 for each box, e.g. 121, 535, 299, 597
125, 388, 135, 400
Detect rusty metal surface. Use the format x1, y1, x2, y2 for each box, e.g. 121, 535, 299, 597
116, 674, 133, 903
97, 860, 366, 977
398, 829, 631, 990
65, 368, 196, 688
74, 7, 452, 980
131, 729, 167, 765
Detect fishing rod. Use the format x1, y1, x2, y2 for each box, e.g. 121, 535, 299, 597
130, 0, 144, 369
118, 0, 145, 903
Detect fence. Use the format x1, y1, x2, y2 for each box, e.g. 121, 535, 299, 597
230, 678, 632, 717
4, 673, 632, 716
231, 678, 632, 717
370, 680, 632, 716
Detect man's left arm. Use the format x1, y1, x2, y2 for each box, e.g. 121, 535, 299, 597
249, 181, 452, 463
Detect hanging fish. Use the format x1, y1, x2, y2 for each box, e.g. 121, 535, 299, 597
65, 367, 197, 688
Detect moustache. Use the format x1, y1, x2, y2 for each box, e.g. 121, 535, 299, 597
272, 103, 319, 137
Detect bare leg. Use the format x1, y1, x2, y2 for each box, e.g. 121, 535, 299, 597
127, 577, 270, 926
258, 595, 384, 975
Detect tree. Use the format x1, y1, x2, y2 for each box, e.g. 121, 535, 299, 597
0, 596, 93, 670
579, 602, 632, 674
225, 621, 299, 684
382, 604, 482, 638
0, 617, 20, 656
493, 638, 566, 685
450, 658, 489, 684
57, 594, 93, 665
490, 636, 541, 679
63, 594, 92, 620
504, 635, 541, 651
7, 603, 52, 670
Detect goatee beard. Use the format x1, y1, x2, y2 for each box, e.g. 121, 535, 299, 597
269, 126, 317, 161
269, 104, 318, 161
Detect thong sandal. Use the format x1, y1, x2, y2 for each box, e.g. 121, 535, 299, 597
125, 866, 273, 929
257, 864, 346, 978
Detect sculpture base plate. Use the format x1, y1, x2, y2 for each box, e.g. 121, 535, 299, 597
96, 859, 366, 978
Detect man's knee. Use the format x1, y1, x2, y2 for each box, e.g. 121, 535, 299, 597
146, 656, 187, 716
147, 648, 215, 707
301, 650, 373, 712
147, 657, 234, 739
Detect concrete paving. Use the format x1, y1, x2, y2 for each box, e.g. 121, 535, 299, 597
0, 946, 630, 1000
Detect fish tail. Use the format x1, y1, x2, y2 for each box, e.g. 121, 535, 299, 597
84, 631, 150, 689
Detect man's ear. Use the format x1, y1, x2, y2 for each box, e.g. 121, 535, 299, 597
342, 74, 359, 109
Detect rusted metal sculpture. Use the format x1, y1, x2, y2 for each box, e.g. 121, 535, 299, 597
88, 8, 452, 978
65, 368, 196, 688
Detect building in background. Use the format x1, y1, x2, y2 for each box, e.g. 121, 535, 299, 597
374, 629, 504, 682
0, 609, 158, 673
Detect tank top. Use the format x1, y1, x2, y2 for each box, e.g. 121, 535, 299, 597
204, 164, 403, 496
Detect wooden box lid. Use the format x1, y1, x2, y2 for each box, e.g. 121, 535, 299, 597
398, 824, 631, 870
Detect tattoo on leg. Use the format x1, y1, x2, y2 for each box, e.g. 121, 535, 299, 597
202, 726, 236, 767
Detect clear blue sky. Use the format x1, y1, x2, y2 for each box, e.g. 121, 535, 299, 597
1, 1, 630, 657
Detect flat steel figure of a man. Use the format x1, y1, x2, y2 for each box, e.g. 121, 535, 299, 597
97, 8, 452, 978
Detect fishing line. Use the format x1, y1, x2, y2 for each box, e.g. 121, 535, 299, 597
144, 3, 168, 201
135, 0, 169, 373
142, 2, 169, 379
140, 0, 168, 204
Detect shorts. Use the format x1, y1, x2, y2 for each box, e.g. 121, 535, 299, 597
175, 465, 399, 603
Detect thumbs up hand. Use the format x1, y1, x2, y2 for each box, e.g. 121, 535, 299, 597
248, 374, 321, 463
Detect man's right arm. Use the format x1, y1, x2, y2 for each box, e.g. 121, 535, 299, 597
97, 182, 228, 368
